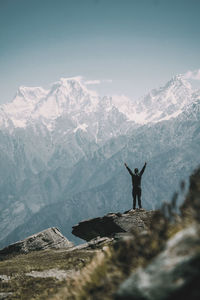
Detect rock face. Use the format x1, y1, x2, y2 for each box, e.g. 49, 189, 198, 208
116, 224, 200, 300
0, 227, 73, 259
72, 209, 157, 241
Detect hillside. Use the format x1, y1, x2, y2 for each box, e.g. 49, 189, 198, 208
0, 167, 200, 299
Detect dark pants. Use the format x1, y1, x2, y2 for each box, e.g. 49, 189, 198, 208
132, 188, 142, 209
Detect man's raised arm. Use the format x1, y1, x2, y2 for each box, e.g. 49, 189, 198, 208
140, 162, 147, 176
124, 163, 133, 176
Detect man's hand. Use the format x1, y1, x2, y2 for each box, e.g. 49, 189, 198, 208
124, 162, 128, 167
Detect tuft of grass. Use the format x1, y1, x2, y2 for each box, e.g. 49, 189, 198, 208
49, 247, 112, 300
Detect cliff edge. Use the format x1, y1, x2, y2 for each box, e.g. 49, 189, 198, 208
72, 209, 157, 241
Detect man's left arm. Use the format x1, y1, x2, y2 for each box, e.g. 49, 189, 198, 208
140, 162, 147, 176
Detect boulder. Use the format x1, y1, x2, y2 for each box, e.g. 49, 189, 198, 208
72, 209, 157, 241
115, 224, 200, 300
0, 227, 73, 259
71, 236, 114, 251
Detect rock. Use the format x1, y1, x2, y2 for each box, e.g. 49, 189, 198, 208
72, 209, 157, 241
0, 275, 11, 282
115, 224, 200, 300
0, 293, 13, 300
71, 236, 114, 251
0, 227, 73, 259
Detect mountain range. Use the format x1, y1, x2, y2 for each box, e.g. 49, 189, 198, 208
0, 74, 199, 247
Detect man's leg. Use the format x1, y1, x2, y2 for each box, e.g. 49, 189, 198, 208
138, 188, 142, 208
132, 190, 136, 209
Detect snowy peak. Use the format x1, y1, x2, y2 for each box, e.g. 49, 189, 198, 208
151, 74, 193, 104
2, 86, 48, 128
0, 77, 128, 140
164, 74, 192, 90
16, 86, 48, 101
48, 77, 97, 100
133, 74, 195, 123
33, 77, 100, 123
50, 77, 83, 96
1, 77, 100, 129
41, 77, 99, 113
0, 74, 199, 132
111, 74, 199, 124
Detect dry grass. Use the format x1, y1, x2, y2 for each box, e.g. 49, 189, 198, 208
0, 248, 96, 300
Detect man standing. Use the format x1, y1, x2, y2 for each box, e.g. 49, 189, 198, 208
124, 162, 147, 210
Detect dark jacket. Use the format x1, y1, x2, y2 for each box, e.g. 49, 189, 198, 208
125, 163, 146, 190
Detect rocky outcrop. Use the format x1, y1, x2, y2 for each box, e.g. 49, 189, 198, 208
72, 209, 157, 241
0, 227, 73, 259
115, 224, 200, 300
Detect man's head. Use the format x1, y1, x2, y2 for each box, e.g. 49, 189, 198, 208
134, 168, 139, 174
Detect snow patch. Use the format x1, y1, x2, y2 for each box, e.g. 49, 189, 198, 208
26, 269, 73, 280
74, 123, 88, 133
13, 202, 25, 215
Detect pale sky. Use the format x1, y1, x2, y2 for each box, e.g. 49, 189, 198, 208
0, 0, 200, 103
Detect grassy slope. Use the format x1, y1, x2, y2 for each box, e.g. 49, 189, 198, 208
0, 248, 96, 299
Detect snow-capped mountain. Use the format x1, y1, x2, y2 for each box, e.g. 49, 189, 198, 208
1, 77, 130, 139
0, 74, 200, 248
1, 74, 199, 133
113, 75, 199, 124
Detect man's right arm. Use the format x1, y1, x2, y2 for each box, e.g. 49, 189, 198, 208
124, 163, 133, 176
